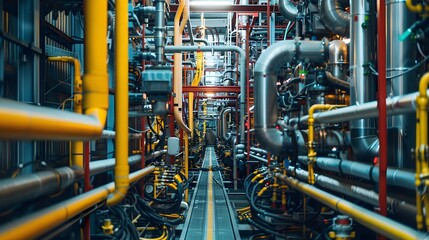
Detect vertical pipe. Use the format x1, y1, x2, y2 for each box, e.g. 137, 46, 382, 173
106, 0, 129, 206
377, 0, 388, 219
141, 117, 146, 196
83, 141, 91, 240
267, 0, 271, 46
154, 0, 165, 65
169, 98, 176, 165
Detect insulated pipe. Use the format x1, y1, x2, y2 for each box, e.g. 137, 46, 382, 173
290, 90, 429, 126
254, 39, 328, 155
0, 166, 84, 210
275, 173, 429, 240
288, 168, 417, 225
279, 0, 298, 21
47, 56, 84, 167
107, 0, 129, 207
163, 45, 247, 144
182, 38, 209, 46
297, 156, 415, 190
0, 166, 155, 240
328, 40, 348, 81
173, 0, 191, 134
154, 0, 166, 65
320, 0, 350, 36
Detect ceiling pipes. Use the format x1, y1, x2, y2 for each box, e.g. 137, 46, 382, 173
254, 38, 328, 156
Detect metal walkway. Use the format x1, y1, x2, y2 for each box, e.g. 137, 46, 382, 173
180, 147, 240, 240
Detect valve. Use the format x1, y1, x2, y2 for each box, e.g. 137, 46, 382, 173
329, 215, 355, 240
102, 219, 114, 235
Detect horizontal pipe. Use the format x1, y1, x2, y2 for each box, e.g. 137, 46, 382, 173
0, 167, 84, 210
244, 152, 268, 163
290, 90, 429, 126
101, 130, 143, 139
0, 166, 155, 239
289, 167, 416, 223
250, 147, 268, 155
89, 151, 166, 176
298, 156, 414, 190
0, 99, 103, 140
275, 173, 428, 240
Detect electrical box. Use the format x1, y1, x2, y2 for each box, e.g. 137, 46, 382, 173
167, 137, 180, 156
142, 66, 173, 101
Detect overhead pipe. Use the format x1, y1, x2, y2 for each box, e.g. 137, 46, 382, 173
254, 39, 328, 155
101, 130, 143, 140
275, 173, 429, 240
0, 166, 155, 240
162, 45, 247, 144
182, 38, 209, 46
173, 0, 191, 134
297, 156, 414, 190
279, 0, 298, 21
288, 168, 417, 226
319, 0, 350, 36
106, 0, 129, 207
0, 167, 83, 210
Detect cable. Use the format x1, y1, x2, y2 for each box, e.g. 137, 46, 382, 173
369, 54, 429, 79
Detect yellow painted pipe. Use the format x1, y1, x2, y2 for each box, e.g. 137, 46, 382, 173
307, 104, 345, 184
173, 0, 191, 134
184, 131, 189, 201
0, 0, 108, 141
406, 0, 429, 13
275, 173, 427, 240
416, 72, 429, 229
188, 51, 204, 138
47, 56, 84, 167
0, 166, 155, 239
179, 0, 189, 35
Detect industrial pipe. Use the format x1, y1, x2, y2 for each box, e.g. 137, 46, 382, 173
0, 166, 84, 210
220, 107, 234, 143
288, 168, 417, 225
154, 0, 166, 65
275, 173, 429, 240
254, 38, 328, 155
106, 0, 129, 207
47, 56, 84, 167
320, 0, 350, 36
101, 130, 143, 140
297, 156, 415, 190
173, 0, 191, 134
162, 45, 247, 144
188, 51, 204, 138
279, 0, 298, 21
0, 166, 155, 240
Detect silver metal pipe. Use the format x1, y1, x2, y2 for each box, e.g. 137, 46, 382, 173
250, 147, 267, 155
154, 0, 166, 65
386, 0, 417, 168
182, 38, 209, 46
220, 107, 234, 142
279, 0, 298, 21
328, 40, 348, 81
254, 39, 328, 155
349, 0, 378, 161
90, 150, 167, 176
161, 45, 246, 144
101, 130, 143, 139
320, 0, 350, 36
290, 90, 428, 126
297, 156, 414, 190
288, 168, 416, 226
275, 173, 428, 240
0, 166, 84, 210
244, 152, 268, 163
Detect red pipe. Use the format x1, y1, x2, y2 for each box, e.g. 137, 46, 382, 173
83, 141, 91, 239
377, 0, 387, 220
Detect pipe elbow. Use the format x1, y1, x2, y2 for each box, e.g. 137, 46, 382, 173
320, 0, 350, 36
279, 0, 298, 21
106, 164, 130, 206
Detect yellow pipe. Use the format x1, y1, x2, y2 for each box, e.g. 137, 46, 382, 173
0, 166, 155, 239
188, 51, 204, 138
179, 0, 189, 35
307, 104, 345, 184
47, 57, 84, 167
106, 0, 129, 206
416, 72, 429, 229
184, 131, 189, 201
406, 0, 429, 12
276, 173, 427, 240
173, 0, 191, 134
0, 0, 109, 141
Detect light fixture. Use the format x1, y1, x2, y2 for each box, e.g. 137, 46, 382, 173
205, 92, 215, 98
191, 1, 231, 6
